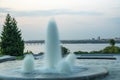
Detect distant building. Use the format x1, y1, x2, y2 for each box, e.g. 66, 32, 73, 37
92, 38, 95, 40
97, 36, 100, 40
115, 37, 120, 41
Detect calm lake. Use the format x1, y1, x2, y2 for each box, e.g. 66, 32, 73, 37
24, 43, 120, 54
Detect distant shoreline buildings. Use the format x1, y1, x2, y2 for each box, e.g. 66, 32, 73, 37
1, 36, 120, 44
91, 36, 120, 41
24, 37, 120, 44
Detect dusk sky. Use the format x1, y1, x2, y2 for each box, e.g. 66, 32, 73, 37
0, 0, 120, 40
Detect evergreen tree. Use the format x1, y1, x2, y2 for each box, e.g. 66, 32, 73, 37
0, 41, 1, 55
0, 14, 24, 56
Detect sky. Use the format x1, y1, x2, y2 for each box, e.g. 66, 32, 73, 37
0, 0, 120, 40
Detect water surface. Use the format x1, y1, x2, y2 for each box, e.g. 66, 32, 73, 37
25, 43, 120, 53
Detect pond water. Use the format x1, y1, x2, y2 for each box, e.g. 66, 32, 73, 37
22, 43, 120, 80
76, 57, 120, 80
25, 43, 120, 54
0, 56, 120, 80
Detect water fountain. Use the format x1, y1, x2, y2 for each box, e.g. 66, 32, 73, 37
0, 19, 108, 80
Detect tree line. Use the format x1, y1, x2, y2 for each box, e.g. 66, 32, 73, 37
74, 39, 120, 54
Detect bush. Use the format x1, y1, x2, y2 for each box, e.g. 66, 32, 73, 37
89, 50, 102, 53
61, 46, 70, 56
74, 46, 120, 54
24, 50, 33, 55
16, 56, 24, 60
0, 42, 2, 56
0, 46, 1, 55
38, 52, 44, 55
102, 46, 120, 53
74, 51, 89, 54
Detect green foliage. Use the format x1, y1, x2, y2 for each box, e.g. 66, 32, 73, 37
100, 39, 120, 53
74, 51, 88, 54
89, 50, 102, 53
0, 14, 24, 56
38, 52, 44, 55
0, 45, 1, 56
109, 39, 115, 46
0, 41, 1, 55
102, 46, 120, 53
74, 46, 120, 54
16, 56, 24, 60
61, 46, 70, 56
24, 50, 33, 54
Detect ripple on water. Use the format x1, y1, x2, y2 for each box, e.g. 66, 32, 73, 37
76, 59, 120, 80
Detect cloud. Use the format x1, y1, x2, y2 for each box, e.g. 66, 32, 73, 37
0, 8, 103, 17
0, 8, 12, 17
0, 8, 11, 13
